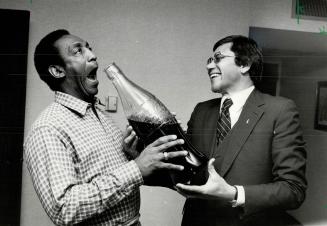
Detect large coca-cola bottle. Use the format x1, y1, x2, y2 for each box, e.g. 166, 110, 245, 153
104, 63, 207, 185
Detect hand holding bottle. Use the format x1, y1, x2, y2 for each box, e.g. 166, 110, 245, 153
134, 135, 188, 180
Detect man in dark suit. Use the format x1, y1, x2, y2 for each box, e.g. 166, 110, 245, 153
176, 35, 307, 226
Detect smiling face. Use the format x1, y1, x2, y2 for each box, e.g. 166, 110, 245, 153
207, 42, 244, 94
54, 34, 99, 102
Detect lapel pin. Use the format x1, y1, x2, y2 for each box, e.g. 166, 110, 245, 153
246, 119, 250, 124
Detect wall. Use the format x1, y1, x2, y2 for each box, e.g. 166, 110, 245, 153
0, 0, 251, 225
279, 57, 327, 226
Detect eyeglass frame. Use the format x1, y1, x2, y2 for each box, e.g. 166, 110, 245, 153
207, 52, 236, 65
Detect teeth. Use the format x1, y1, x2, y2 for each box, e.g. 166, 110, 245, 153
210, 73, 220, 78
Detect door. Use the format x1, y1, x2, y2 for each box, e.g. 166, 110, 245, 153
0, 9, 30, 226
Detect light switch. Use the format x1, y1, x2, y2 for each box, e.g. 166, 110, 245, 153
105, 96, 118, 112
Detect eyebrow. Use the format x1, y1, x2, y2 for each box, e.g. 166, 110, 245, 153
71, 41, 84, 47
68, 41, 92, 52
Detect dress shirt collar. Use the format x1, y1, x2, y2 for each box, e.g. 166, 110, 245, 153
55, 91, 99, 116
221, 86, 255, 112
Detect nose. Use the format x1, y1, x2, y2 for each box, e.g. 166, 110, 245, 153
86, 48, 97, 62
206, 57, 216, 70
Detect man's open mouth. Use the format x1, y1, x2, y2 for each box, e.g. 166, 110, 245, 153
87, 67, 98, 80
210, 73, 221, 79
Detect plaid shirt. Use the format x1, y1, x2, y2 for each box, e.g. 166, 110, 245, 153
24, 92, 143, 226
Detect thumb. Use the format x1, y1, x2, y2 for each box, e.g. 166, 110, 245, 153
123, 125, 133, 137
207, 158, 216, 175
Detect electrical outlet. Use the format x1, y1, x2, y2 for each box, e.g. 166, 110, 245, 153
105, 96, 118, 112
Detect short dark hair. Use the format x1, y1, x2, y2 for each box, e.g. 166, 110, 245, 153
213, 35, 263, 83
34, 29, 70, 91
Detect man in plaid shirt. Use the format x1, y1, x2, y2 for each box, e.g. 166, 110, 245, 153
24, 29, 187, 226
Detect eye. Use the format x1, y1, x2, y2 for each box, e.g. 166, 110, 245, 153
214, 53, 224, 62
73, 47, 83, 55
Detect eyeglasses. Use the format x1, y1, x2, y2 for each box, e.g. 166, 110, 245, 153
207, 53, 235, 64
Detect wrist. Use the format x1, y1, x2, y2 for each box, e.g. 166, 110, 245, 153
227, 185, 237, 201
134, 158, 145, 177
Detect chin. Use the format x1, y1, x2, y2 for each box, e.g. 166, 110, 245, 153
90, 90, 98, 97
85, 90, 98, 100
211, 86, 222, 93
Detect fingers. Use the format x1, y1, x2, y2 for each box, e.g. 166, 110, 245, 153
158, 162, 184, 171
130, 136, 139, 150
147, 135, 184, 152
123, 126, 137, 147
177, 121, 187, 132
123, 125, 133, 137
149, 135, 178, 147
175, 187, 197, 199
162, 150, 188, 161
157, 138, 184, 151
126, 137, 140, 158
175, 183, 203, 194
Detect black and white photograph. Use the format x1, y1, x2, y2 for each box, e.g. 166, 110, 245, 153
0, 0, 327, 226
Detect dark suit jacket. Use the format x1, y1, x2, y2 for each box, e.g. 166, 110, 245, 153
182, 89, 307, 226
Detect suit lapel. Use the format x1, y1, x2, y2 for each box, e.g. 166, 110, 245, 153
220, 90, 265, 177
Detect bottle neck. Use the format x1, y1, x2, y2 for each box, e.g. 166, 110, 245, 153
104, 63, 175, 124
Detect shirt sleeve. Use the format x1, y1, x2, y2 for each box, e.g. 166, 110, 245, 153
234, 185, 245, 207
24, 125, 143, 226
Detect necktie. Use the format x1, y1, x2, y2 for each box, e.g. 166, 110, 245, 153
217, 98, 233, 144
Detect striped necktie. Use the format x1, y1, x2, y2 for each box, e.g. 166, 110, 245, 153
217, 98, 233, 145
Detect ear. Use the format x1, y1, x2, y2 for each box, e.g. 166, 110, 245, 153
48, 65, 65, 79
240, 63, 251, 75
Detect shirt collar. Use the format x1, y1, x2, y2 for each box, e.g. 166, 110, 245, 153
55, 91, 99, 116
221, 86, 255, 112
